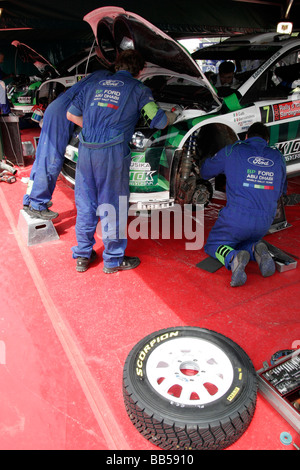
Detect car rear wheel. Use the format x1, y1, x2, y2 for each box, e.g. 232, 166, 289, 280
123, 327, 258, 450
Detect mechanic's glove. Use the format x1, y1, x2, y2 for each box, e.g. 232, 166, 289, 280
165, 111, 177, 125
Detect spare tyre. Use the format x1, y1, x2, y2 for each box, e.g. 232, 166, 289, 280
123, 327, 258, 450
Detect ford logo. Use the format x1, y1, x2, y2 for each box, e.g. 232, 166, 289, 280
247, 156, 274, 167
98, 79, 124, 87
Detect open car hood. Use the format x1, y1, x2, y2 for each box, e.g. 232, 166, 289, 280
11, 40, 59, 77
84, 7, 210, 81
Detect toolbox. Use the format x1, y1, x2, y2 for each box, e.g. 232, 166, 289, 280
257, 350, 300, 433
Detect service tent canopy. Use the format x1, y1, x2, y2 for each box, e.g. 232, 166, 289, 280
0, 0, 299, 68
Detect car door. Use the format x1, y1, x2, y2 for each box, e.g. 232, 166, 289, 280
241, 46, 300, 177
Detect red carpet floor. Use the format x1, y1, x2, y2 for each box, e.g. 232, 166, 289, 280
0, 152, 299, 451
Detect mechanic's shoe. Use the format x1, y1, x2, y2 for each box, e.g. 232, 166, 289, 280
254, 241, 275, 277
28, 207, 59, 220
103, 256, 141, 274
24, 201, 52, 211
230, 250, 250, 287
76, 250, 97, 273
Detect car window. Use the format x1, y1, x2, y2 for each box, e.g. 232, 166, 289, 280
272, 50, 300, 91
194, 44, 279, 93
203, 60, 265, 98
241, 47, 300, 104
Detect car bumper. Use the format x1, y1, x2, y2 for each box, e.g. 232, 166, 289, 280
61, 161, 174, 211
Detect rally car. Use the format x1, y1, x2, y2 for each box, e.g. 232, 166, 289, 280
61, 7, 300, 211
7, 41, 102, 116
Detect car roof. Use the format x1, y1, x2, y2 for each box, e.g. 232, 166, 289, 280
192, 33, 300, 61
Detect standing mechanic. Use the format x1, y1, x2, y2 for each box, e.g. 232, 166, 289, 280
23, 68, 112, 220
67, 50, 175, 273
200, 122, 287, 287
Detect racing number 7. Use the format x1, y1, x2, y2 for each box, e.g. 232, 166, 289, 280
261, 105, 274, 123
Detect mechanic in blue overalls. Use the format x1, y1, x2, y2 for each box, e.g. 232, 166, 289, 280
23, 68, 112, 220
200, 122, 287, 287
67, 50, 175, 273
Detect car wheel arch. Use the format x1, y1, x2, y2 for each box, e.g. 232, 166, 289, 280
169, 121, 238, 205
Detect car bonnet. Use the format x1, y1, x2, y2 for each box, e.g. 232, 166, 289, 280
11, 40, 59, 77
84, 6, 217, 91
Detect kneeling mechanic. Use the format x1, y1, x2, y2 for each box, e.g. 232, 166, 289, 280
200, 122, 287, 287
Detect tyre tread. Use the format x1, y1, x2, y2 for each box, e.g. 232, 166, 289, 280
123, 383, 257, 450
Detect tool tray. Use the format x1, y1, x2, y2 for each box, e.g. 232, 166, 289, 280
257, 351, 300, 433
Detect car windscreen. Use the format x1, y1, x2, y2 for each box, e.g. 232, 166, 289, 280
192, 45, 283, 91
192, 45, 282, 61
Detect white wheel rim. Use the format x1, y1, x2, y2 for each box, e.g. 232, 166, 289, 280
146, 337, 234, 405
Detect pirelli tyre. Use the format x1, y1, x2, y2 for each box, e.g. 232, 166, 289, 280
123, 327, 258, 450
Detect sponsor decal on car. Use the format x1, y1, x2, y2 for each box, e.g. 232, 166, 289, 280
273, 100, 300, 121
275, 138, 300, 162
251, 50, 281, 80
130, 155, 157, 186
130, 168, 156, 185
261, 100, 300, 123
233, 110, 256, 128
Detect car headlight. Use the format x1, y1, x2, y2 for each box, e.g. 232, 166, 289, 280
131, 131, 150, 149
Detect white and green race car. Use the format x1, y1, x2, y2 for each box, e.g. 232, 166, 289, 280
8, 41, 102, 116
62, 7, 300, 211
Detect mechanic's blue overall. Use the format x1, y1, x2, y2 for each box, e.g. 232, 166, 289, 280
23, 70, 112, 210
201, 137, 287, 269
68, 70, 167, 267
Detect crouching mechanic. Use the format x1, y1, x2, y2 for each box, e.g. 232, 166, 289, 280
23, 68, 113, 220
200, 122, 287, 287
67, 49, 176, 273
